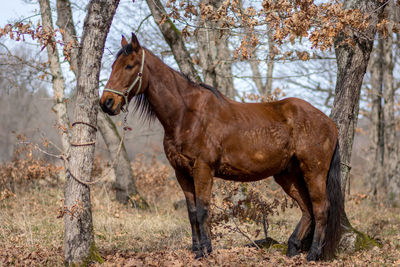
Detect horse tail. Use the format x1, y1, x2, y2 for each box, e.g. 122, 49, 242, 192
323, 141, 343, 259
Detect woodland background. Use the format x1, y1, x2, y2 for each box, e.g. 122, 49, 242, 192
0, 0, 400, 266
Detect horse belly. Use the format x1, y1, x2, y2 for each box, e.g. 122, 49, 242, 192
216, 127, 292, 182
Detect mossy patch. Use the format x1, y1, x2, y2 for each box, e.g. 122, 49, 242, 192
269, 243, 288, 255
340, 225, 382, 254
167, 18, 181, 36
353, 229, 381, 251
81, 242, 103, 266
247, 237, 280, 249
129, 194, 150, 210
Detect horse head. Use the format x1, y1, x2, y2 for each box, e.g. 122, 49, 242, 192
100, 33, 147, 115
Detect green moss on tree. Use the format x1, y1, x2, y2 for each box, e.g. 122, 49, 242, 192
353, 229, 381, 251
339, 223, 382, 255
80, 242, 103, 266
129, 193, 150, 210
167, 18, 181, 36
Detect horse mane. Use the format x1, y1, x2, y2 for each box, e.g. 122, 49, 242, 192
117, 45, 223, 122
199, 83, 223, 102
132, 89, 156, 123
180, 73, 223, 101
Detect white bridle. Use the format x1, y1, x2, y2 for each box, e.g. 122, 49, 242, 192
103, 50, 145, 112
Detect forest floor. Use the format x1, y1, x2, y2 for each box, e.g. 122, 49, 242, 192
0, 161, 400, 267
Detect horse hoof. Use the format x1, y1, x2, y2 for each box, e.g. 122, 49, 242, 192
286, 247, 300, 257
306, 251, 321, 261
287, 236, 301, 257
194, 251, 205, 259
206, 245, 212, 254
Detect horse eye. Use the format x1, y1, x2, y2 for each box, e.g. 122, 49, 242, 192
125, 64, 134, 70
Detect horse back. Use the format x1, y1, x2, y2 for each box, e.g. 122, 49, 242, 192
163, 96, 338, 181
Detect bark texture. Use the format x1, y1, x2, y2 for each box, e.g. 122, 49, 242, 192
332, 0, 386, 253
368, 39, 384, 198
39, 0, 70, 152
64, 0, 119, 265
331, 0, 384, 197
197, 0, 235, 98
381, 3, 400, 203
55, 0, 79, 74
146, 0, 201, 83
56, 0, 140, 204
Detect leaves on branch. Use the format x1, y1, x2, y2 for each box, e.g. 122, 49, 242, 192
162, 0, 397, 59
0, 22, 77, 62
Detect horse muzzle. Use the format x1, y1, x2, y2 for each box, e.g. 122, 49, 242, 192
100, 97, 121, 116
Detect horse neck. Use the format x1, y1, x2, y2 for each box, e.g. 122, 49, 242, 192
144, 52, 199, 133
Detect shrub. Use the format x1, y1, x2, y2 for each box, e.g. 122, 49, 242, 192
0, 137, 61, 200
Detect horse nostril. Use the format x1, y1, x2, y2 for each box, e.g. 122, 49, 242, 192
104, 98, 114, 110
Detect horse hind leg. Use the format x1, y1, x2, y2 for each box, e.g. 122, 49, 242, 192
302, 172, 329, 261
274, 163, 314, 257
300, 142, 343, 261
295, 161, 332, 262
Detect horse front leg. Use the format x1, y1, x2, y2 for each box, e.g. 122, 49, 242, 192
193, 160, 214, 259
175, 170, 201, 253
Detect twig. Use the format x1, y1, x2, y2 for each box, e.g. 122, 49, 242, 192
262, 213, 268, 240
231, 210, 260, 249
135, 14, 152, 33
18, 141, 63, 159
17, 113, 129, 186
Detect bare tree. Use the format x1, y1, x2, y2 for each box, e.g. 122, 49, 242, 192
196, 0, 235, 98
367, 1, 400, 203
63, 0, 119, 264
367, 38, 384, 198
146, 0, 201, 83
0, 47, 52, 161
331, 0, 385, 197
56, 0, 145, 205
247, 28, 274, 97
39, 0, 70, 154
329, 0, 387, 252
238, 0, 274, 97
381, 1, 400, 203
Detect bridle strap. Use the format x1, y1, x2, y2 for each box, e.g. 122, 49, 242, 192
103, 50, 146, 112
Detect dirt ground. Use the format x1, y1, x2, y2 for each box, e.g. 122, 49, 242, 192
0, 164, 399, 266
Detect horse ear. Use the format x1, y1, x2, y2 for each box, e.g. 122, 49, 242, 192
131, 32, 141, 51
121, 35, 128, 47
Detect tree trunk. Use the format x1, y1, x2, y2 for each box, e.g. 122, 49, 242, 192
56, 0, 141, 205
247, 19, 274, 97
237, 0, 274, 99
197, 0, 235, 98
55, 0, 79, 74
331, 0, 384, 198
146, 0, 201, 83
381, 3, 400, 203
331, 0, 385, 253
39, 0, 70, 152
64, 0, 119, 265
368, 39, 384, 198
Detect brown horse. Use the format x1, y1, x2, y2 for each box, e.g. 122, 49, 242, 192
100, 34, 343, 261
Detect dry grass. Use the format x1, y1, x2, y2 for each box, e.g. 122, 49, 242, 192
0, 166, 399, 266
